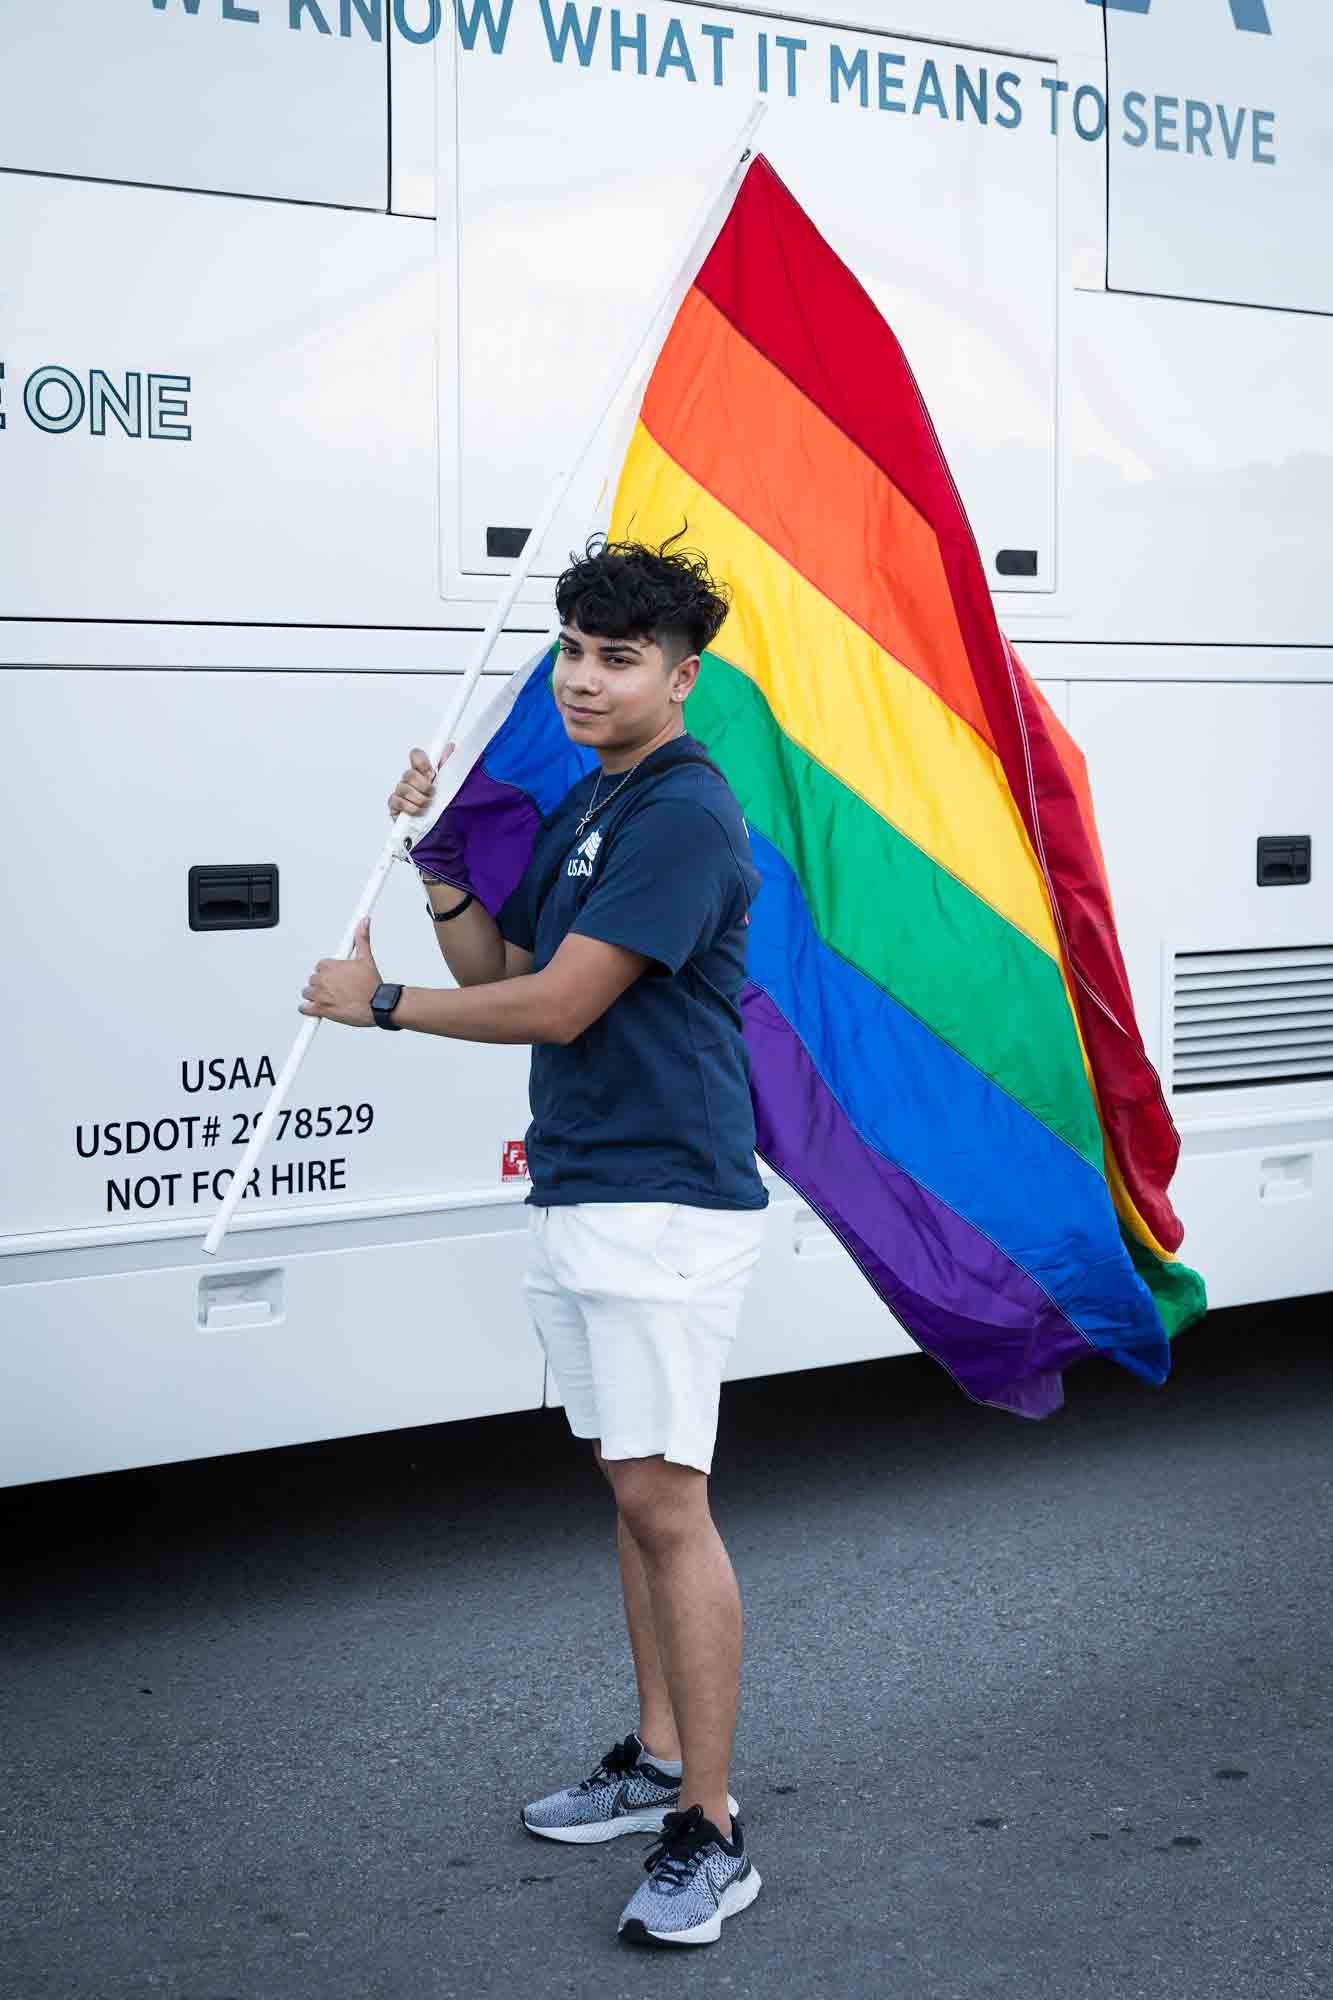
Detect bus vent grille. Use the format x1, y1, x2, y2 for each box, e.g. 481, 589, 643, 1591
1172, 945, 1333, 1093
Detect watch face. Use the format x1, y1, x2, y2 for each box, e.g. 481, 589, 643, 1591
373, 983, 402, 1013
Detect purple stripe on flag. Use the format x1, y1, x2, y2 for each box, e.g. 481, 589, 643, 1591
411, 764, 543, 917
742, 984, 1093, 1417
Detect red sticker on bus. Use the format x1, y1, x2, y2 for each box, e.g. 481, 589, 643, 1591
501, 1140, 529, 1182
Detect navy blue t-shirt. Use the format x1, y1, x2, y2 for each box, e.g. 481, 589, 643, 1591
496, 734, 768, 1212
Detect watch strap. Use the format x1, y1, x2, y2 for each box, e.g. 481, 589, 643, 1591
370, 981, 404, 1030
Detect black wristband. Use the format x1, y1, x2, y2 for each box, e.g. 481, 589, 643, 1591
429, 890, 475, 923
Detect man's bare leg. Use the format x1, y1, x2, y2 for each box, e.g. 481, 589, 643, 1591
602, 1453, 740, 1838
615, 1511, 683, 1761
594, 1447, 683, 1761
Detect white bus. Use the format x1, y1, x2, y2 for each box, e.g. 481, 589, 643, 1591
3, 0, 1329, 1487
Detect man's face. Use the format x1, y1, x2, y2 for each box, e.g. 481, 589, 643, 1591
553, 619, 696, 761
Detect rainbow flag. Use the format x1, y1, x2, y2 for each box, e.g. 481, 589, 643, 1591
419, 155, 1205, 1418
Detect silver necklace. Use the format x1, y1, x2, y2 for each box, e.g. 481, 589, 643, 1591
575, 760, 638, 836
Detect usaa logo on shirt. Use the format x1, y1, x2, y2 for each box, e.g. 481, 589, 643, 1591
566, 827, 603, 879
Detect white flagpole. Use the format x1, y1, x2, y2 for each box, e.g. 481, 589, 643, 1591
202, 100, 767, 1258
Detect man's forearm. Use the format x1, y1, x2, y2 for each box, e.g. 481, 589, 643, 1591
393, 974, 569, 1045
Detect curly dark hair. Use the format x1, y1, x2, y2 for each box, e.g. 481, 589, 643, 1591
554, 532, 730, 662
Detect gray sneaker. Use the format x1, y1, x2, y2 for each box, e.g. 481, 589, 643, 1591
521, 1732, 738, 1845
618, 1804, 761, 1946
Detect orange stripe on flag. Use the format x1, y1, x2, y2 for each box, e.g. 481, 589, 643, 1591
640, 287, 996, 753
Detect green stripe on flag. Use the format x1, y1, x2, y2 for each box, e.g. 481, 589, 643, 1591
687, 650, 1103, 1167
1120, 1226, 1208, 1338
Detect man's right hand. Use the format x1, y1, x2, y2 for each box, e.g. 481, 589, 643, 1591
388, 744, 452, 822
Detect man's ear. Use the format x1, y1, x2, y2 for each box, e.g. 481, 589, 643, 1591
670, 652, 701, 703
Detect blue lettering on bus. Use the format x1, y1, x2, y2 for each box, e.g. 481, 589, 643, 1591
538, 2, 596, 65
289, 0, 331, 32
699, 23, 732, 87
395, 0, 443, 44
457, 0, 514, 53
143, 0, 1278, 165
774, 35, 806, 98
994, 73, 1023, 130
655, 18, 695, 81
339, 0, 381, 40
913, 59, 948, 120
609, 9, 647, 75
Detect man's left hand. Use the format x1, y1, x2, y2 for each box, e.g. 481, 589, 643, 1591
300, 918, 382, 1028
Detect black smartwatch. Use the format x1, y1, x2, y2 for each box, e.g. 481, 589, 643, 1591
370, 981, 404, 1031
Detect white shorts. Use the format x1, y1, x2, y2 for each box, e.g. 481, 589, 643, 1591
524, 1202, 767, 1475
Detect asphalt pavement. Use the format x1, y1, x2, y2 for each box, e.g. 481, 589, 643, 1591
3, 1292, 1331, 2000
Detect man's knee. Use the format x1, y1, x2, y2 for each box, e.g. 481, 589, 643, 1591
606, 1456, 707, 1553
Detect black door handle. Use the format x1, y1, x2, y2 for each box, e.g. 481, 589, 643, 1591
188, 864, 279, 931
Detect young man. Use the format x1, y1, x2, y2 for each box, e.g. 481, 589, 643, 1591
299, 539, 769, 1948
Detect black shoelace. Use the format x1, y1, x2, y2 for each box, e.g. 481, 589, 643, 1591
641, 1805, 715, 1888
576, 1733, 641, 1792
